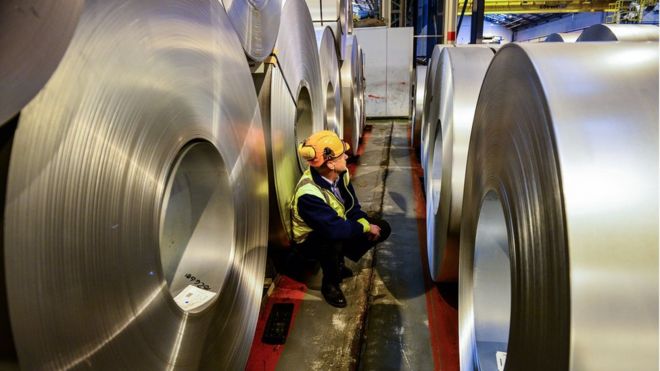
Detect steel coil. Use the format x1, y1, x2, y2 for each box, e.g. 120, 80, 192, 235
577, 24, 659, 41
420, 44, 447, 168
305, 0, 352, 60
545, 31, 582, 42
4, 0, 269, 369
354, 43, 365, 140
259, 0, 324, 245
358, 46, 366, 136
221, 0, 281, 61
0, 0, 83, 126
459, 42, 658, 371
315, 27, 343, 136
425, 47, 494, 282
341, 35, 361, 153
412, 65, 427, 149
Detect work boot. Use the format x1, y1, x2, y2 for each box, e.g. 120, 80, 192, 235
321, 282, 347, 308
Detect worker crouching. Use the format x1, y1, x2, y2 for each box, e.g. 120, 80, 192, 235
289, 130, 391, 308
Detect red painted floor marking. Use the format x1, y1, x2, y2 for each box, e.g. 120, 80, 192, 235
245, 276, 308, 371
408, 126, 459, 371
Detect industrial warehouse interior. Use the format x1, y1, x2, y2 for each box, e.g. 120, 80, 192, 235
1, 0, 658, 370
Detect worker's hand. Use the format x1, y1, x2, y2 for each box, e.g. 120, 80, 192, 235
368, 224, 381, 241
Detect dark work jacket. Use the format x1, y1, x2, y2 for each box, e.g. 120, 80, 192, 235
296, 167, 369, 241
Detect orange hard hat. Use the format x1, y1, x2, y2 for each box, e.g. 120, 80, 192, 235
297, 130, 350, 167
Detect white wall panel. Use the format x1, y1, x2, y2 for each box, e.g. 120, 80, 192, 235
355, 26, 413, 118
386, 27, 413, 116
355, 27, 388, 116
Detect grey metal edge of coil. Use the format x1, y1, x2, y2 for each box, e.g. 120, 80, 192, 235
420, 44, 447, 169
0, 0, 84, 126
412, 65, 427, 150
315, 26, 344, 138
545, 31, 582, 43
355, 42, 365, 141
425, 46, 494, 282
4, 0, 269, 369
305, 0, 351, 60
340, 34, 361, 153
221, 0, 282, 61
577, 23, 660, 42
359, 48, 366, 133
459, 42, 658, 371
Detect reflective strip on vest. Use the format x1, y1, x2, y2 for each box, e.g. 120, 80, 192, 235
290, 169, 350, 244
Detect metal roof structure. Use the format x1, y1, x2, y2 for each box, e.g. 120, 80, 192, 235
484, 13, 569, 30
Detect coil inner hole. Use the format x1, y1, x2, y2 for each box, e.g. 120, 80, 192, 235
473, 191, 511, 370
160, 141, 235, 313
295, 86, 314, 171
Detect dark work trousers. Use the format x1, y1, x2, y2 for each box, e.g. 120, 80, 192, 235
292, 217, 391, 285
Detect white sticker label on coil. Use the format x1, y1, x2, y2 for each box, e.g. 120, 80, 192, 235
496, 351, 507, 371
174, 285, 216, 311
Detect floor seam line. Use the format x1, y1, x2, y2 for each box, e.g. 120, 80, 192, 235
353, 120, 395, 371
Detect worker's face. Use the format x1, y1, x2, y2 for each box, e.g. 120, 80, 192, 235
328, 152, 348, 173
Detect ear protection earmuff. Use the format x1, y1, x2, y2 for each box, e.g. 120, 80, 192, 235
297, 140, 316, 161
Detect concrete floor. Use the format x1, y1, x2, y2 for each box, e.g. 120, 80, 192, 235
246, 120, 458, 371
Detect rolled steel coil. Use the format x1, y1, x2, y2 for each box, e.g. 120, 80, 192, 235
221, 0, 281, 61
421, 44, 495, 171
258, 0, 324, 245
315, 26, 343, 136
459, 42, 658, 371
425, 47, 494, 282
577, 23, 659, 41
4, 0, 269, 369
305, 0, 352, 60
354, 44, 365, 140
358, 46, 367, 135
412, 65, 426, 149
545, 31, 582, 42
360, 47, 367, 132
0, 0, 83, 126
341, 34, 361, 153
419, 44, 447, 168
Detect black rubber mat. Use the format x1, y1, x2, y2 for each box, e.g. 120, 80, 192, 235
262, 303, 294, 345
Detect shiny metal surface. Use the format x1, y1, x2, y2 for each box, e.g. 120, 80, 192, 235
577, 23, 659, 41
305, 0, 351, 59
4, 0, 269, 369
341, 35, 361, 152
545, 31, 581, 42
420, 44, 447, 170
355, 43, 366, 139
0, 0, 83, 126
315, 27, 343, 136
359, 48, 366, 132
412, 65, 426, 150
425, 47, 494, 282
222, 0, 281, 61
460, 43, 658, 371
261, 0, 324, 244
345, 0, 353, 34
